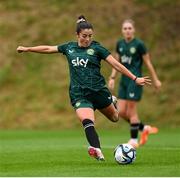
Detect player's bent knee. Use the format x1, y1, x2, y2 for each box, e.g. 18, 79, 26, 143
110, 113, 119, 122
112, 117, 119, 122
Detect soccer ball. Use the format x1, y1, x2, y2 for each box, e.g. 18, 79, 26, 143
114, 143, 136, 165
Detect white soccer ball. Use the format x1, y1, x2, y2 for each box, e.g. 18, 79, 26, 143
114, 143, 136, 165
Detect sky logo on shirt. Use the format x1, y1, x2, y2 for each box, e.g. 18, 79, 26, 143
121, 55, 132, 64
72, 57, 89, 67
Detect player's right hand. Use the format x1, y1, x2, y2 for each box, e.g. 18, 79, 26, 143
154, 79, 162, 91
135, 76, 151, 86
17, 46, 28, 53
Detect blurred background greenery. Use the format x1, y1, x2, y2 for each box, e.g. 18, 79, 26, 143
0, 0, 179, 129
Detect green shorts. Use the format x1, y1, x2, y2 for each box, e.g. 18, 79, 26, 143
118, 79, 143, 101
69, 86, 113, 110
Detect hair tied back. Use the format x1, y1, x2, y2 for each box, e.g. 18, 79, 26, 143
76, 18, 86, 24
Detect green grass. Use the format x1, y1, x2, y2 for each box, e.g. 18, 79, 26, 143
0, 0, 180, 129
0, 128, 180, 176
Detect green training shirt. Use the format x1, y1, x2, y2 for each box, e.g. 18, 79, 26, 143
57, 41, 111, 91
116, 38, 147, 80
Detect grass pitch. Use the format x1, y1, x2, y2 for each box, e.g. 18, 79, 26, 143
0, 128, 180, 177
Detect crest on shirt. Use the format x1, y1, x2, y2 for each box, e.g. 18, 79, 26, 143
130, 47, 136, 54
87, 49, 94, 55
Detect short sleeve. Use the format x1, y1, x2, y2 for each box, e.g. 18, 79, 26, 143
138, 41, 148, 55
96, 44, 111, 60
57, 43, 69, 55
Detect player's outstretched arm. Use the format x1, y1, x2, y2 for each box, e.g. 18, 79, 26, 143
108, 53, 119, 91
106, 54, 151, 86
108, 68, 117, 91
17, 45, 58, 54
143, 53, 162, 90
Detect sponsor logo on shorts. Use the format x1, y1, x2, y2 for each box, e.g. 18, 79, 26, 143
129, 93, 135, 98
75, 102, 81, 107
108, 96, 111, 100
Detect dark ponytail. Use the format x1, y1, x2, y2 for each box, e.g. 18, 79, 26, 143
76, 15, 93, 34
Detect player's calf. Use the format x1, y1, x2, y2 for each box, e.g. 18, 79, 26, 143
82, 119, 101, 148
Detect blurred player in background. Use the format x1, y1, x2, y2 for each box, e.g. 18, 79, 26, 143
17, 16, 151, 161
108, 19, 161, 148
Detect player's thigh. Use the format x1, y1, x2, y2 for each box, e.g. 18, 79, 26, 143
118, 99, 128, 113
76, 108, 95, 122
99, 103, 119, 122
126, 100, 138, 116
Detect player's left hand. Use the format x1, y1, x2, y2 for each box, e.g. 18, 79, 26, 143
153, 79, 162, 91
135, 76, 151, 86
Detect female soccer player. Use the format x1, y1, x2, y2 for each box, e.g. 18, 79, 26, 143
17, 16, 151, 161
108, 19, 162, 148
